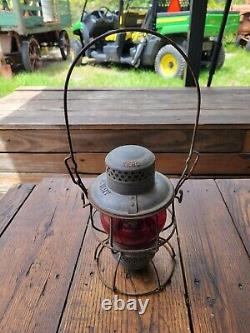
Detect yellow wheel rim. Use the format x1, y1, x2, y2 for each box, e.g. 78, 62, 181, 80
160, 53, 178, 77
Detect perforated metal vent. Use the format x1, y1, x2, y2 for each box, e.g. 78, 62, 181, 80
106, 166, 154, 183
88, 146, 174, 216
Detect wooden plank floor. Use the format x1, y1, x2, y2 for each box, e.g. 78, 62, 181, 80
0, 177, 249, 333
0, 87, 249, 177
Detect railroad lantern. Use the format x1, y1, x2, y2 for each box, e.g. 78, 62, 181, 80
63, 28, 200, 295
88, 145, 174, 270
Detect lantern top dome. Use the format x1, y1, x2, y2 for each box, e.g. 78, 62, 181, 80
88, 145, 174, 219
105, 145, 155, 172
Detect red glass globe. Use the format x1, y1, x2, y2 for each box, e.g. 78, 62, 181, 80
100, 210, 166, 249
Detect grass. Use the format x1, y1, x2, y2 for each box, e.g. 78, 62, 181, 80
0, 45, 250, 97
200, 45, 250, 86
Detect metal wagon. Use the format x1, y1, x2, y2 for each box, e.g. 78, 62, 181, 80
231, 0, 250, 50
0, 0, 71, 73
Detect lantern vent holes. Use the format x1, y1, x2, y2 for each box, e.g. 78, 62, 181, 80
106, 166, 153, 183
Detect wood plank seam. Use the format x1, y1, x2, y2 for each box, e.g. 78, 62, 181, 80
55, 216, 91, 333
58, 196, 191, 332
175, 221, 195, 333
0, 178, 92, 332
173, 179, 250, 333
1, 177, 249, 332
214, 180, 250, 260
0, 184, 35, 239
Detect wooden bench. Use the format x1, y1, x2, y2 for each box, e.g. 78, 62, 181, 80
0, 87, 250, 196
0, 176, 249, 332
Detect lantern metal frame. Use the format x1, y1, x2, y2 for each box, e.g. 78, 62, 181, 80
91, 203, 177, 296
63, 27, 201, 296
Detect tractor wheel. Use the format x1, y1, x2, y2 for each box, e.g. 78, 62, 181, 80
216, 45, 225, 69
21, 37, 42, 72
155, 44, 185, 78
59, 30, 70, 60
71, 39, 83, 66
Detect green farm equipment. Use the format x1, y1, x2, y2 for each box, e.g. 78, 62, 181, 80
72, 0, 239, 78
0, 0, 71, 74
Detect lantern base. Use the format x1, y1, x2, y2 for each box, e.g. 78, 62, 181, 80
94, 239, 176, 296
112, 248, 156, 271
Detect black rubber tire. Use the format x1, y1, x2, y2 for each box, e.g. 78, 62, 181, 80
155, 44, 185, 78
71, 39, 83, 66
216, 45, 225, 69
235, 35, 243, 47
246, 41, 250, 52
20, 37, 42, 72
59, 30, 70, 60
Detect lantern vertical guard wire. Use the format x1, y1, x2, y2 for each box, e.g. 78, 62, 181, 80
63, 28, 201, 295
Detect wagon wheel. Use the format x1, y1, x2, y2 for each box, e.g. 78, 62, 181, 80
71, 39, 83, 66
59, 30, 70, 60
235, 35, 243, 47
246, 40, 250, 52
21, 37, 42, 72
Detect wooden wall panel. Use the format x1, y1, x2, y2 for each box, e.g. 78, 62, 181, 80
0, 88, 250, 176
0, 153, 249, 175
243, 131, 250, 152
0, 129, 245, 153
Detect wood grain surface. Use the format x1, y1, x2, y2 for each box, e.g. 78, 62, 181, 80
0, 88, 249, 176
0, 178, 90, 333
0, 88, 250, 127
58, 224, 190, 333
0, 183, 34, 235
215, 179, 250, 257
174, 179, 250, 333
0, 152, 249, 175
0, 177, 249, 333
243, 131, 250, 152
0, 128, 245, 153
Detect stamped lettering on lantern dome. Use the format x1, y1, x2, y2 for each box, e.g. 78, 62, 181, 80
123, 160, 140, 168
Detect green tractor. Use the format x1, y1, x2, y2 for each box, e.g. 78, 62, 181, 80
71, 0, 239, 78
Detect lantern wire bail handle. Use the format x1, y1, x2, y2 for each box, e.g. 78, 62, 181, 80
63, 28, 201, 203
